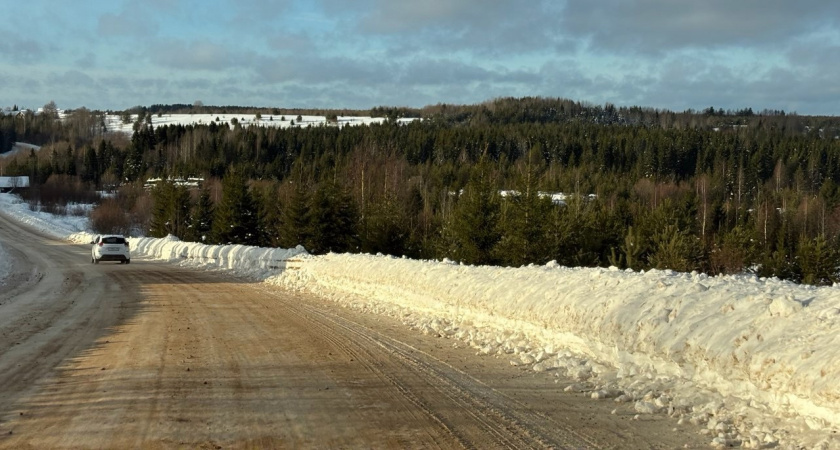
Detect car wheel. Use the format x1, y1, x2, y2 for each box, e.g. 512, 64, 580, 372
94, 258, 99, 264
126, 259, 131, 265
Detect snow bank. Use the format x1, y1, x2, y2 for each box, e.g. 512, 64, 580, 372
268, 253, 840, 448
0, 193, 88, 239
0, 241, 10, 285
68, 232, 307, 280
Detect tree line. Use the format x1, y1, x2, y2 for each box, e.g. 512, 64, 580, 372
2, 97, 840, 284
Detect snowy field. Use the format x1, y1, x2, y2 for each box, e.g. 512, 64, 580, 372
2, 191, 840, 448
103, 113, 415, 133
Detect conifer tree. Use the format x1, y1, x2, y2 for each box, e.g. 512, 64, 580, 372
149, 181, 173, 238
65, 146, 77, 176
278, 182, 311, 249
123, 143, 144, 181
211, 169, 259, 245
186, 187, 214, 243
440, 161, 501, 265
252, 184, 282, 247
149, 181, 192, 238
496, 147, 552, 266
362, 192, 410, 257
797, 235, 839, 285
647, 224, 701, 272
82, 146, 99, 185
307, 181, 358, 254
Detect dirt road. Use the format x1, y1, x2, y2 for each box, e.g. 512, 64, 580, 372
0, 212, 708, 449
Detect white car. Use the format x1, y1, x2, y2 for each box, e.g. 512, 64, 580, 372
91, 235, 131, 264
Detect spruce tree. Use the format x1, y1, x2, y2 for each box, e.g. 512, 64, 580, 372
307, 182, 358, 254
798, 235, 839, 285
186, 187, 214, 243
252, 185, 282, 247
149, 181, 192, 238
278, 182, 311, 249
362, 193, 410, 257
440, 161, 501, 265
82, 146, 99, 185
211, 169, 259, 245
149, 181, 173, 238
495, 147, 552, 266
170, 184, 192, 238
65, 146, 77, 176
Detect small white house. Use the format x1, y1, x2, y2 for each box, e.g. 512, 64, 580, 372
0, 176, 30, 192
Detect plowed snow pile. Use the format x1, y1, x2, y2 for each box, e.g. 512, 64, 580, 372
269, 253, 840, 449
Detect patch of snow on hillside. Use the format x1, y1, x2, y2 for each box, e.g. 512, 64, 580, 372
2, 142, 42, 157
103, 113, 415, 134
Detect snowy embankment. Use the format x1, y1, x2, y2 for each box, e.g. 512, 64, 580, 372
67, 232, 307, 279
267, 254, 840, 447
0, 241, 10, 285
3, 192, 840, 447
0, 193, 87, 238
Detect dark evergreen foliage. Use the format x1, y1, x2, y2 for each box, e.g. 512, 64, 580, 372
149, 181, 192, 239
278, 182, 312, 249
211, 170, 259, 245
5, 98, 840, 284
439, 161, 502, 265
307, 181, 358, 254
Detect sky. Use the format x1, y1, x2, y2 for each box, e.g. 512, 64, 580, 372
1, 1, 839, 115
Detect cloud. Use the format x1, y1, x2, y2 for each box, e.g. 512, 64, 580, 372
398, 58, 540, 86
267, 31, 316, 53
265, 54, 385, 85
149, 40, 255, 71
323, 0, 567, 55
47, 70, 97, 88
98, 8, 159, 37
0, 35, 46, 64
75, 52, 97, 69
228, 0, 295, 24
562, 0, 840, 54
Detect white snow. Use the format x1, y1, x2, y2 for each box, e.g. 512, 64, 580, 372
0, 194, 89, 238
2, 142, 41, 157
103, 113, 415, 133
0, 241, 9, 285
2, 191, 840, 448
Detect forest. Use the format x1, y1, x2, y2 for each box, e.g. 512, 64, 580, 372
2, 97, 840, 285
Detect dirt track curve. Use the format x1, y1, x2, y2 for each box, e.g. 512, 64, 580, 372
0, 211, 707, 449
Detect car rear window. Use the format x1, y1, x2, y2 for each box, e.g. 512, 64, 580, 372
102, 237, 126, 244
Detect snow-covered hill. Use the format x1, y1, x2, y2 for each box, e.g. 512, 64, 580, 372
1, 142, 41, 157
103, 113, 415, 133
1, 191, 839, 448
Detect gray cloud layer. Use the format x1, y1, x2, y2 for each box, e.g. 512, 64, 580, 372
1, 1, 838, 114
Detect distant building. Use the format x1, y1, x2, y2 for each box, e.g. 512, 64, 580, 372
0, 176, 30, 193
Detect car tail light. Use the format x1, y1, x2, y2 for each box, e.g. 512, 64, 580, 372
99, 242, 104, 247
